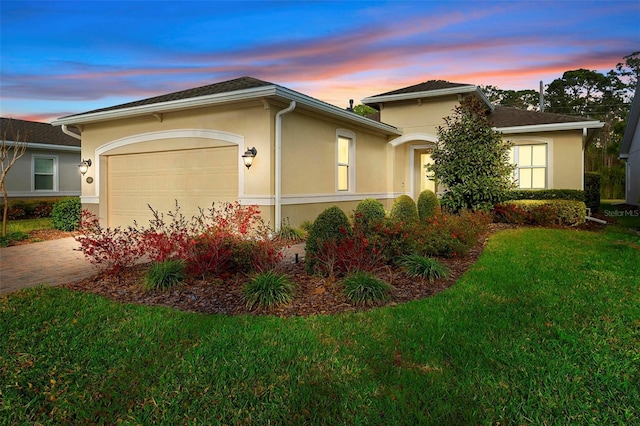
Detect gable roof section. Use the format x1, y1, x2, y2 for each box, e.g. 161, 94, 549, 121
52, 77, 401, 136
620, 82, 640, 158
362, 80, 494, 110
1, 117, 80, 147
490, 106, 603, 133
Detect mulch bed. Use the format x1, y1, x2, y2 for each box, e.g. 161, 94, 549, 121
62, 224, 514, 318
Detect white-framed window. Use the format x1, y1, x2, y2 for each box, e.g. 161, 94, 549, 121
33, 155, 58, 191
336, 130, 355, 192
510, 144, 547, 189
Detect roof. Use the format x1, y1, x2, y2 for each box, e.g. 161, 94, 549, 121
362, 79, 494, 110
0, 117, 80, 147
620, 82, 640, 158
490, 106, 597, 128
52, 76, 401, 136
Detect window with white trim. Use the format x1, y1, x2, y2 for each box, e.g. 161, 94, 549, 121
336, 131, 354, 192
33, 156, 57, 191
510, 144, 547, 189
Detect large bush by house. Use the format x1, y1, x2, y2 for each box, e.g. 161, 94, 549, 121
494, 200, 586, 226
506, 189, 585, 202
51, 197, 81, 231
353, 198, 386, 233
584, 172, 601, 213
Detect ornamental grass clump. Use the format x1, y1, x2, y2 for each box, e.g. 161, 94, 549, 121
342, 271, 393, 306
400, 253, 450, 282
144, 259, 185, 290
243, 271, 295, 310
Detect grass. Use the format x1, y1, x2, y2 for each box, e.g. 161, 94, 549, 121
1, 212, 639, 424
4, 217, 54, 234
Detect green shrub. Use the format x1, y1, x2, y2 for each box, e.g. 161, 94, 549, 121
504, 200, 586, 226
400, 254, 450, 281
0, 231, 29, 247
243, 271, 295, 310
584, 172, 600, 213
353, 198, 386, 232
417, 190, 439, 221
342, 271, 393, 306
417, 211, 491, 258
506, 189, 585, 202
144, 259, 185, 290
305, 206, 352, 274
0, 199, 57, 220
390, 195, 419, 224
51, 197, 81, 231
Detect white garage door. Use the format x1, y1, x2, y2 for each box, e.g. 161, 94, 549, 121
107, 146, 238, 227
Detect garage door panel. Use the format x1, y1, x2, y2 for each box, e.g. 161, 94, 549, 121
108, 146, 238, 227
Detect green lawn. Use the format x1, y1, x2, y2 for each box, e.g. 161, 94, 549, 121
5, 217, 53, 234
1, 215, 639, 424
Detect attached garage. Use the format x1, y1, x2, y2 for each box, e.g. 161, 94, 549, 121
107, 146, 238, 227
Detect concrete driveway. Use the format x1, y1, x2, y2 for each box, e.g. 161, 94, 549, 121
0, 237, 96, 295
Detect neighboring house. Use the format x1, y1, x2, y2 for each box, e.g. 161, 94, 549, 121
619, 82, 640, 206
51, 77, 603, 229
1, 117, 81, 199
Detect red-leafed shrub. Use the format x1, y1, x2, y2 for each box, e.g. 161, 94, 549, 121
416, 211, 490, 258
492, 202, 531, 225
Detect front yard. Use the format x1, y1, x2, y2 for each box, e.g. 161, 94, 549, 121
1, 215, 638, 424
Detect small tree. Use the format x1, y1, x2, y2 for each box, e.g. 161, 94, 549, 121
1, 119, 28, 236
428, 97, 514, 213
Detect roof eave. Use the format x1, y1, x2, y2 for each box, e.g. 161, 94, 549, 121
362, 85, 495, 111
495, 121, 604, 134
52, 85, 401, 136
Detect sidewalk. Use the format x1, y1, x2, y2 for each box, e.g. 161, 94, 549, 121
0, 237, 96, 295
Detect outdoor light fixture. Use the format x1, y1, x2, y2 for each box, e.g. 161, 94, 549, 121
78, 159, 92, 175
242, 147, 257, 169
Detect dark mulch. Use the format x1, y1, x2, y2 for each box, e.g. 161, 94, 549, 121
63, 225, 514, 318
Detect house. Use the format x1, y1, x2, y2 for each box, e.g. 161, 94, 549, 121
51, 76, 603, 229
619, 82, 640, 206
1, 117, 81, 199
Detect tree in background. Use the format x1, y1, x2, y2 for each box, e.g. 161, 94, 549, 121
352, 104, 377, 117
429, 97, 514, 213
1, 119, 28, 236
480, 85, 541, 111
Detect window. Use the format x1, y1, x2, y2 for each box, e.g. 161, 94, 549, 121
510, 145, 546, 189
33, 156, 57, 191
336, 132, 354, 192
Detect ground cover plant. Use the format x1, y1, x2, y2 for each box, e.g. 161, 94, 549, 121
2, 216, 638, 424
0, 217, 72, 246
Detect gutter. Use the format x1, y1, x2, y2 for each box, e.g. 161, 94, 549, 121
61, 125, 82, 140
275, 101, 296, 231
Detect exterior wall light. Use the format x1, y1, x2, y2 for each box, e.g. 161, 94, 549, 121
242, 147, 257, 169
78, 159, 92, 175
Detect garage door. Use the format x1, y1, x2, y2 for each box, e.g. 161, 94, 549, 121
107, 146, 238, 227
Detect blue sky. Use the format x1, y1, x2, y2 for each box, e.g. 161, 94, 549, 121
1, 0, 639, 122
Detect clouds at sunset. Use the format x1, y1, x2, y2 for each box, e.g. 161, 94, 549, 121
1, 1, 638, 122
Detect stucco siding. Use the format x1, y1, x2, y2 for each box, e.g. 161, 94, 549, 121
378, 96, 460, 135
6, 148, 81, 197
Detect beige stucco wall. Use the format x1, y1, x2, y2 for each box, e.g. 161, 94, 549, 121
378, 95, 460, 135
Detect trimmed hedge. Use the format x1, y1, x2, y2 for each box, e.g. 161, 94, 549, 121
390, 195, 419, 224
305, 206, 352, 274
584, 172, 600, 213
495, 199, 586, 226
417, 190, 439, 221
51, 197, 82, 231
506, 189, 585, 202
0, 199, 58, 220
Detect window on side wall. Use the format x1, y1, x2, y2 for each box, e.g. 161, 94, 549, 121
510, 144, 546, 189
33, 156, 57, 191
336, 131, 354, 192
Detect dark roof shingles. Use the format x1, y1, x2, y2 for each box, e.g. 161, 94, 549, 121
489, 106, 595, 128
0, 117, 80, 147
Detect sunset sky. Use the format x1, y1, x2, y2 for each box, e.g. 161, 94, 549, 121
1, 0, 639, 123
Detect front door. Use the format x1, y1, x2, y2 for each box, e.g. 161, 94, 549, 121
413, 148, 436, 199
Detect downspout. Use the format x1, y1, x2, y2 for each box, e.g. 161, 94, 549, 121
275, 101, 296, 231
61, 125, 82, 140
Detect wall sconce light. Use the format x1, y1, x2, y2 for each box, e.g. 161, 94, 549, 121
242, 147, 257, 169
78, 159, 92, 175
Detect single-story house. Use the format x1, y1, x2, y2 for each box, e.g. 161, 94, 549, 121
51, 77, 603, 229
1, 117, 81, 199
619, 82, 640, 206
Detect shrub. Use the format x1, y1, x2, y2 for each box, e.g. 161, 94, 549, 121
0, 231, 29, 247
144, 259, 185, 290
243, 271, 295, 310
584, 172, 600, 213
417, 190, 439, 221
342, 271, 393, 306
51, 197, 81, 231
506, 189, 585, 202
0, 199, 56, 220
277, 219, 306, 242
492, 202, 531, 225
496, 200, 586, 226
305, 206, 352, 274
353, 198, 386, 233
390, 195, 418, 224
400, 254, 450, 281
416, 211, 490, 258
